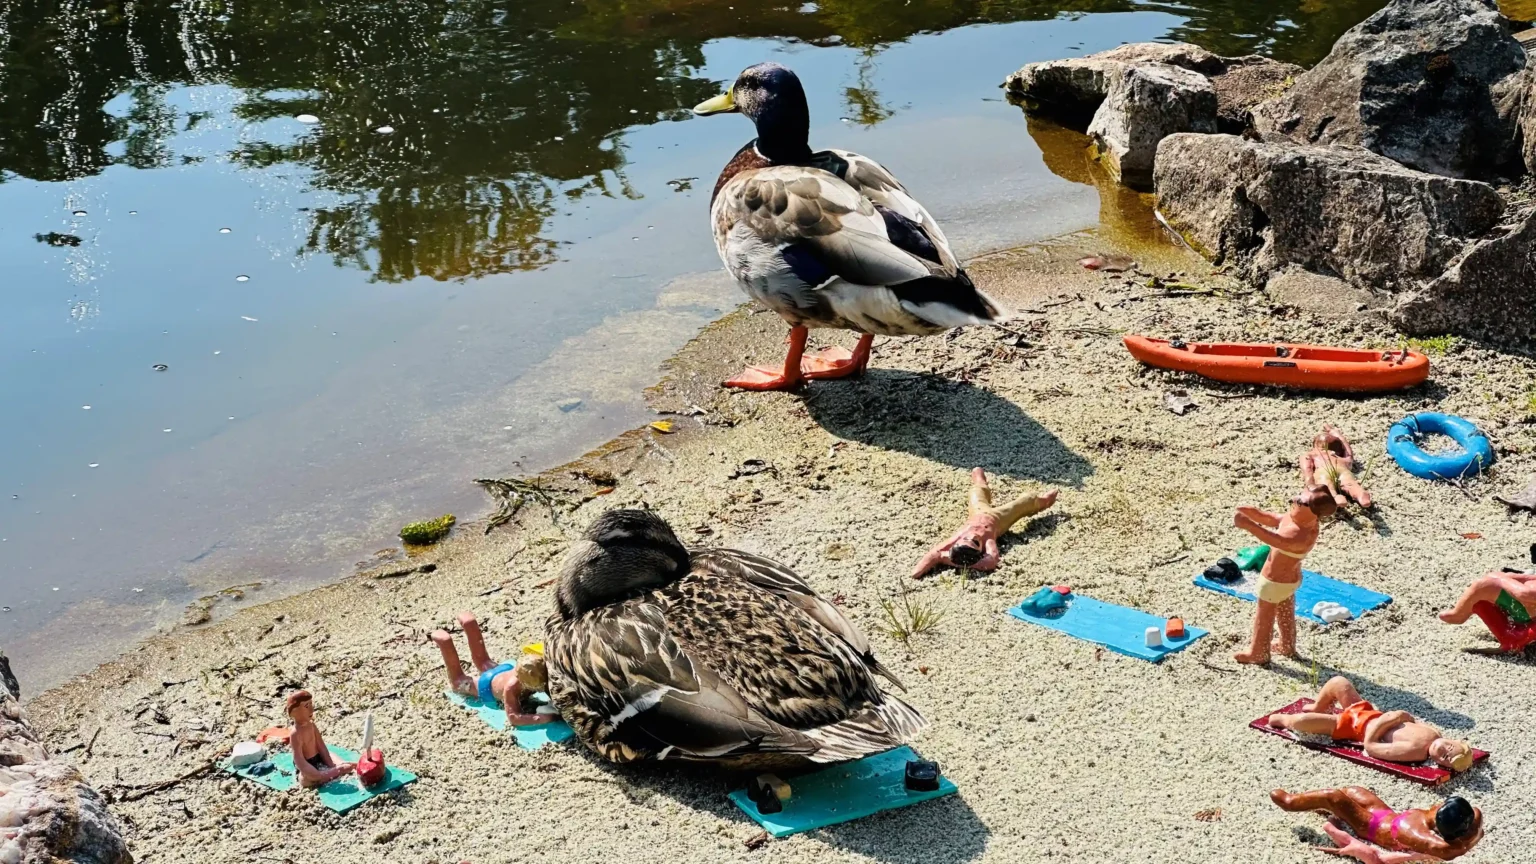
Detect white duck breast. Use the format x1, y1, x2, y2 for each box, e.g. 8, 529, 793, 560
711, 157, 1001, 336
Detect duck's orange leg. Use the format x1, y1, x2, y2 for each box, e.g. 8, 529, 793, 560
725, 326, 809, 391
803, 334, 874, 380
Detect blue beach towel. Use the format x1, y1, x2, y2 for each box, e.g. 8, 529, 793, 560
223, 745, 416, 814
445, 690, 576, 750
727, 746, 958, 838
1193, 567, 1391, 624
1007, 594, 1207, 662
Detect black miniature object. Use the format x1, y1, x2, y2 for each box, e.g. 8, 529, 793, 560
904, 759, 941, 792
748, 776, 783, 814
1203, 557, 1242, 583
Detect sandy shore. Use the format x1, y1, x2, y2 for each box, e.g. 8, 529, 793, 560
24, 226, 1536, 863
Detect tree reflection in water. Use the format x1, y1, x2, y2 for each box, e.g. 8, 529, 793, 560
1, 0, 1396, 281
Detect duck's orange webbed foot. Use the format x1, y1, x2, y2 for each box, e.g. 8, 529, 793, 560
911, 468, 1057, 578
802, 335, 873, 380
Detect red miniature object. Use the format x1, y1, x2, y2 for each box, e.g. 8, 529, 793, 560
356, 748, 387, 788
1165, 618, 1186, 639
912, 468, 1058, 578
1052, 585, 1071, 595
1254, 700, 1489, 786
1470, 602, 1536, 653
256, 726, 291, 746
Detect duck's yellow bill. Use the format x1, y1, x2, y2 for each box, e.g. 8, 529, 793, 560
692, 91, 736, 116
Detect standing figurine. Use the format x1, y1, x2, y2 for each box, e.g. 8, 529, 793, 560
1271, 787, 1481, 862
1232, 487, 1337, 664
911, 468, 1058, 578
432, 612, 555, 727
1301, 425, 1372, 509
285, 690, 355, 789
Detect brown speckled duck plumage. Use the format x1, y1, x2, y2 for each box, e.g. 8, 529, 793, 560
544, 509, 924, 771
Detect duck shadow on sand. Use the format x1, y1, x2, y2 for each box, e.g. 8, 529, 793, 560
803, 370, 1094, 489
572, 751, 990, 863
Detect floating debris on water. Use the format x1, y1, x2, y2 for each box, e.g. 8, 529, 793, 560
128, 210, 138, 215
375, 125, 395, 134
219, 227, 231, 234
71, 210, 87, 216
36, 232, 82, 247
152, 363, 168, 371
82, 405, 91, 410
240, 316, 258, 322
666, 177, 696, 192
235, 275, 249, 282
88, 463, 99, 468
162, 428, 173, 433
296, 113, 320, 124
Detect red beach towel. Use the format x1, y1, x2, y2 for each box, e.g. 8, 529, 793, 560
1251, 699, 1489, 786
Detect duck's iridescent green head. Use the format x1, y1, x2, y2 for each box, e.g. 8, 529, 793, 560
554, 509, 689, 618
694, 63, 811, 163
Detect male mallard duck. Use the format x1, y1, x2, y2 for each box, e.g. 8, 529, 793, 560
693, 62, 1005, 391
544, 509, 924, 770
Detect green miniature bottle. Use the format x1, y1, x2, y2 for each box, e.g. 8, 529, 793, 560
1233, 545, 1270, 572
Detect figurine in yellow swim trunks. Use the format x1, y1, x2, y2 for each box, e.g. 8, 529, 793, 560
1233, 487, 1337, 665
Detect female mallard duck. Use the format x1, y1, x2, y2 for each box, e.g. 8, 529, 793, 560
544, 509, 924, 770
693, 62, 1004, 391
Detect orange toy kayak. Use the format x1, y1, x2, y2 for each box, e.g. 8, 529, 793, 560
1123, 336, 1430, 392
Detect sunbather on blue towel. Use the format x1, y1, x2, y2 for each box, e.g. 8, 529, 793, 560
433, 612, 557, 728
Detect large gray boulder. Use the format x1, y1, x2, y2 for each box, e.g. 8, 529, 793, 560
1392, 206, 1536, 341
0, 658, 131, 864
1086, 64, 1217, 188
1251, 0, 1528, 179
1006, 42, 1300, 133
1153, 133, 1504, 292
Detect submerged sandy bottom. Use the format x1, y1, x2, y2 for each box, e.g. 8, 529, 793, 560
25, 235, 1536, 863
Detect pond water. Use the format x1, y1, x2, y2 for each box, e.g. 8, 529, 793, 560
0, 0, 1411, 689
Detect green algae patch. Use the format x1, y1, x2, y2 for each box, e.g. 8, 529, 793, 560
400, 514, 456, 545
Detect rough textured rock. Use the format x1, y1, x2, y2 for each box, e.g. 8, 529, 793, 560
1086, 64, 1217, 188
1252, 0, 1528, 179
1520, 67, 1536, 174
1153, 133, 1504, 293
0, 665, 131, 864
1392, 204, 1536, 341
1005, 42, 1301, 133
1264, 267, 1376, 317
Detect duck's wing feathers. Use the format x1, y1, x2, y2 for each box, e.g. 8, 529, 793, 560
547, 602, 820, 763
811, 149, 960, 272
716, 163, 1002, 331
692, 548, 906, 691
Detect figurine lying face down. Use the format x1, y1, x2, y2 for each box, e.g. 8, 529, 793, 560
1272, 787, 1481, 862
433, 612, 556, 727
1265, 676, 1473, 772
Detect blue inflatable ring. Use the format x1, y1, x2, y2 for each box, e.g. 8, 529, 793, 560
1387, 413, 1494, 480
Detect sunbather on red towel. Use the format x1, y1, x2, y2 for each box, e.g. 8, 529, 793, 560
1266, 676, 1473, 772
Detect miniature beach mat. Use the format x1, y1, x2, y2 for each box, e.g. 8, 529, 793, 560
223, 745, 416, 813
727, 746, 957, 838
445, 690, 575, 750
1006, 594, 1206, 662
1194, 567, 1390, 624
1252, 700, 1488, 786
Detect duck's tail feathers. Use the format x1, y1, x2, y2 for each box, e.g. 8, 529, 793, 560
801, 696, 927, 764
891, 271, 1009, 330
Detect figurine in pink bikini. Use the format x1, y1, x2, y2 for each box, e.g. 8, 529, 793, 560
433, 612, 556, 727
912, 468, 1058, 578
1271, 787, 1481, 862
1232, 486, 1336, 664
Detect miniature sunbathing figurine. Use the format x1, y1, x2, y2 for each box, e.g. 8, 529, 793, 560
1301, 425, 1372, 509
285, 690, 355, 789
1232, 486, 1336, 664
1439, 569, 1536, 653
1265, 676, 1474, 772
1271, 787, 1481, 862
433, 612, 555, 727
912, 468, 1058, 578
